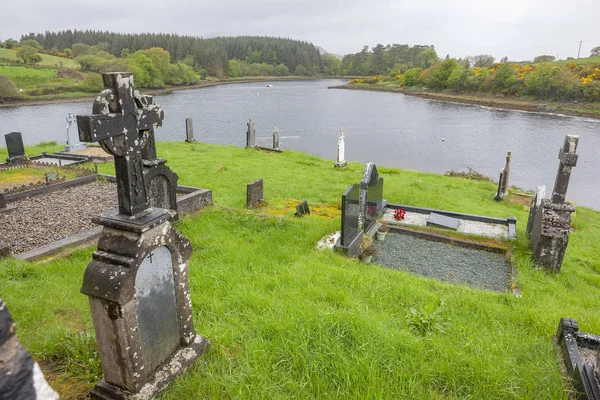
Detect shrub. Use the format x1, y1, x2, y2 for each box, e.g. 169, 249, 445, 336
0, 74, 19, 100
403, 68, 423, 86
583, 80, 600, 101
82, 73, 104, 92
57, 67, 84, 79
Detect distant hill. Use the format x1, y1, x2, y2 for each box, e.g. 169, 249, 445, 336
317, 46, 343, 60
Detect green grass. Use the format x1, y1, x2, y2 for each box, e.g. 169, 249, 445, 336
2, 142, 599, 399
552, 55, 600, 67
0, 48, 80, 68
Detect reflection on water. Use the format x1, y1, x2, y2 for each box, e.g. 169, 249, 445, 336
1, 80, 599, 209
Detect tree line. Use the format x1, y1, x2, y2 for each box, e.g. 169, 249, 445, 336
19, 31, 324, 78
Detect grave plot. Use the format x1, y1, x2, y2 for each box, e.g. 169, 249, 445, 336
1, 180, 117, 254
373, 229, 513, 292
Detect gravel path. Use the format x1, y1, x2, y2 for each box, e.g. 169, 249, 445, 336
0, 181, 117, 254
374, 232, 511, 292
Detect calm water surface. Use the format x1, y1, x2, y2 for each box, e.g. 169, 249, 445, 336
1, 79, 599, 209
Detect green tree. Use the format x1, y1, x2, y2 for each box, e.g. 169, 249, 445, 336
264, 49, 278, 65
124, 52, 163, 87
403, 68, 422, 86
469, 54, 495, 68
3, 39, 18, 49
493, 63, 517, 92
20, 39, 42, 50
71, 43, 90, 57
591, 46, 600, 57
16, 45, 38, 63
274, 63, 289, 76
524, 63, 558, 97
0, 74, 19, 100
227, 59, 243, 78
533, 55, 555, 63
294, 64, 308, 76
29, 54, 42, 64
166, 62, 197, 85
429, 59, 459, 89
416, 49, 438, 69
141, 47, 171, 81
321, 54, 341, 76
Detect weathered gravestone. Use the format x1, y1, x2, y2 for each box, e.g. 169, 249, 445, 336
0, 299, 59, 400
526, 185, 546, 238
141, 124, 179, 214
185, 116, 194, 142
0, 243, 10, 258
273, 127, 280, 150
334, 129, 347, 168
246, 178, 264, 209
246, 119, 256, 148
77, 72, 208, 399
0, 193, 6, 209
529, 135, 578, 272
494, 152, 511, 201
65, 113, 87, 152
4, 132, 26, 163
295, 200, 310, 217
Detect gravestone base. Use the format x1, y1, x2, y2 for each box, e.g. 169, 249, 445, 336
334, 233, 363, 258
334, 161, 347, 169
89, 336, 209, 400
65, 143, 87, 153
82, 208, 208, 398
530, 199, 575, 272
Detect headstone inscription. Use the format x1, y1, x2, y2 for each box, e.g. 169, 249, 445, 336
273, 127, 280, 150
295, 200, 310, 217
246, 119, 256, 148
185, 116, 194, 142
529, 135, 578, 272
334, 129, 347, 168
0, 299, 59, 400
77, 72, 208, 399
4, 132, 26, 163
65, 113, 87, 153
246, 178, 264, 209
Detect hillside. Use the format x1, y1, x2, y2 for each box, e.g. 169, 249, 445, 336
1, 141, 599, 399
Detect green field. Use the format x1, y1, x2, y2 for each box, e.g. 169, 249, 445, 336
552, 55, 600, 67
0, 48, 80, 68
1, 141, 599, 399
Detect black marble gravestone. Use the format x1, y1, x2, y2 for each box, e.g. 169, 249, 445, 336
77, 72, 208, 399
4, 132, 26, 163
361, 163, 386, 234
337, 184, 362, 257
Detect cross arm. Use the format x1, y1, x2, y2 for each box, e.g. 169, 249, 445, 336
77, 114, 125, 143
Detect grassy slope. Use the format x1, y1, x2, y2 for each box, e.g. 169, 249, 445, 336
0, 48, 79, 68
1, 142, 599, 399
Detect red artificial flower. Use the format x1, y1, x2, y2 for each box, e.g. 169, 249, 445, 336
393, 209, 406, 221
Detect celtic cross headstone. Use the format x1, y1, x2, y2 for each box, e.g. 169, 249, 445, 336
77, 72, 208, 399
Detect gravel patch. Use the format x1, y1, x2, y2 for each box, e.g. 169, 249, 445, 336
373, 232, 511, 292
382, 209, 508, 239
0, 181, 117, 254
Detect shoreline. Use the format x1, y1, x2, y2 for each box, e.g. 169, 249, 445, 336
329, 84, 600, 121
0, 76, 323, 108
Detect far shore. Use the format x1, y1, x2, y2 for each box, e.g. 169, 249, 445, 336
0, 76, 331, 109
329, 84, 600, 121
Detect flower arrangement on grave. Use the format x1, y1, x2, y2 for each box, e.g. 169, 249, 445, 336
394, 209, 406, 221
378, 220, 389, 232
360, 235, 379, 263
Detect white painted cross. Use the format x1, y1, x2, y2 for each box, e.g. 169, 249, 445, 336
335, 129, 347, 168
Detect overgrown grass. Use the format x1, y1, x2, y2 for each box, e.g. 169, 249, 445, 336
1, 142, 599, 399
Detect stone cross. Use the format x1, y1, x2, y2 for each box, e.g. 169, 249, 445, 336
335, 129, 347, 168
494, 151, 511, 201
273, 127, 280, 150
185, 116, 194, 142
77, 72, 164, 216
64, 113, 86, 153
246, 119, 256, 147
551, 135, 579, 204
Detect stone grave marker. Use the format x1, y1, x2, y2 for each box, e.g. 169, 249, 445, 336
494, 152, 511, 201
427, 213, 460, 230
334, 129, 347, 168
0, 243, 9, 258
246, 119, 256, 148
44, 172, 58, 184
77, 72, 208, 399
295, 200, 310, 217
246, 178, 264, 208
185, 116, 195, 142
4, 132, 26, 163
0, 299, 59, 399
273, 127, 280, 150
0, 193, 6, 209
526, 185, 546, 238
529, 135, 578, 272
64, 113, 87, 152
338, 184, 362, 257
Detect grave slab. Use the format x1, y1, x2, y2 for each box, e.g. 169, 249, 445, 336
427, 212, 460, 230
295, 200, 310, 217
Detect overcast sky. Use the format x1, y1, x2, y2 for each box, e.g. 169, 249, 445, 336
4, 0, 600, 62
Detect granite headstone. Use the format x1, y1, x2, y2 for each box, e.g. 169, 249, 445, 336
246, 178, 264, 208
185, 116, 194, 142
4, 132, 26, 163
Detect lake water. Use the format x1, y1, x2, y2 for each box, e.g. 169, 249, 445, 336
1, 79, 599, 209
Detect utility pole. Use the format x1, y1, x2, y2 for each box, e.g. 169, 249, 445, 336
577, 41, 582, 58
